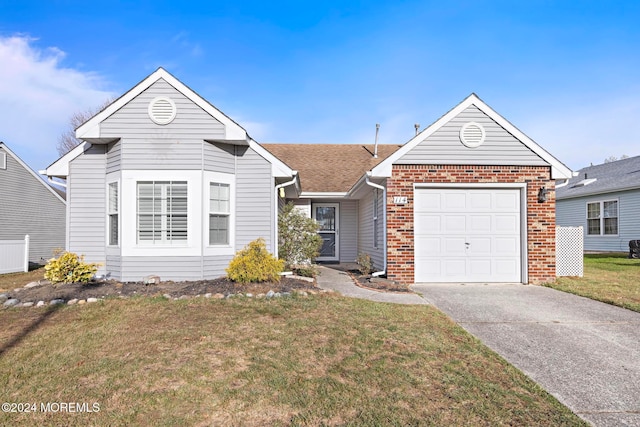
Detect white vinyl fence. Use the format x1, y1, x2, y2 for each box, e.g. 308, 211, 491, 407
0, 235, 30, 274
556, 226, 583, 277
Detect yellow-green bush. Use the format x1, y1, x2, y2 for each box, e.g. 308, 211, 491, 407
44, 251, 100, 284
226, 238, 285, 283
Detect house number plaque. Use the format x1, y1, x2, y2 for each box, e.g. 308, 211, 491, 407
393, 196, 408, 204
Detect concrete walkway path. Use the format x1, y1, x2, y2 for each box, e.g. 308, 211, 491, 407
412, 283, 640, 427
315, 266, 427, 305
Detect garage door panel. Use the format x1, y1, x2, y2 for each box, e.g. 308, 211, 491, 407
443, 192, 466, 210
415, 214, 441, 234
414, 188, 522, 283
444, 215, 466, 233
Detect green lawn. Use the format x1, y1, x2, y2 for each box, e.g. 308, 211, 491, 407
0, 293, 584, 426
549, 254, 640, 312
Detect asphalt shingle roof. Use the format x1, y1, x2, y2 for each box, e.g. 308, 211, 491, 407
556, 155, 640, 200
263, 144, 401, 193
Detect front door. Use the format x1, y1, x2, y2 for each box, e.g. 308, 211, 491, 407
313, 203, 339, 262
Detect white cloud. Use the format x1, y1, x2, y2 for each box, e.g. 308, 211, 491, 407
0, 35, 115, 169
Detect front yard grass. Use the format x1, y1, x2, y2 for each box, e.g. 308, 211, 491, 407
549, 253, 640, 312
0, 294, 584, 426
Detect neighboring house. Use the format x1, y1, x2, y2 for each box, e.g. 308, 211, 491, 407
0, 142, 66, 266
556, 156, 640, 252
44, 68, 572, 284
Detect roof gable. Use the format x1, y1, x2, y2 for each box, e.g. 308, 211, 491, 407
372, 94, 573, 179
76, 68, 248, 143
557, 155, 640, 199
0, 142, 66, 204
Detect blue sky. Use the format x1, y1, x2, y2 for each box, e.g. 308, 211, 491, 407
1, 0, 639, 171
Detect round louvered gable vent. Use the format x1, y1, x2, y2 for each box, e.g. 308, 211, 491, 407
148, 96, 177, 125
459, 122, 485, 148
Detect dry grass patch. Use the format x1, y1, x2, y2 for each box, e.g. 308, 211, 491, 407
549, 254, 640, 312
0, 267, 45, 292
0, 295, 585, 426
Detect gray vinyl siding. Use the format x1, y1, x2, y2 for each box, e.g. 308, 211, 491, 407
339, 200, 358, 263
204, 142, 235, 173
557, 189, 640, 252
0, 146, 66, 264
106, 255, 121, 279
100, 79, 226, 170
397, 105, 548, 166
236, 146, 274, 251
203, 255, 234, 279
106, 140, 121, 174
68, 145, 106, 266
357, 190, 385, 271
120, 257, 203, 282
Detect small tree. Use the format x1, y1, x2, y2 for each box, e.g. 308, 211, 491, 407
278, 202, 323, 269
57, 99, 113, 156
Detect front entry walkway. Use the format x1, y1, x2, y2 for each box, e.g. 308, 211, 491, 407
412, 283, 640, 427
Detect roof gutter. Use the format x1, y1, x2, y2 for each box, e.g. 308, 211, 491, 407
365, 173, 386, 277
274, 172, 299, 258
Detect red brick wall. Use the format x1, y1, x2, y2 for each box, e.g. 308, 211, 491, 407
386, 165, 555, 285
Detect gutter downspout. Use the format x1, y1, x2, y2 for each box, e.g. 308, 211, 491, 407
274, 173, 298, 258
365, 173, 386, 277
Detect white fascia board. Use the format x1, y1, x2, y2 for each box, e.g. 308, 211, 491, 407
0, 143, 66, 204
248, 139, 296, 178
76, 68, 248, 142
299, 192, 348, 199
42, 141, 90, 178
370, 93, 573, 180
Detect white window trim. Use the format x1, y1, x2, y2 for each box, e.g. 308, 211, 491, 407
204, 171, 235, 256
586, 199, 619, 236
0, 152, 6, 169
107, 180, 120, 247
121, 170, 201, 257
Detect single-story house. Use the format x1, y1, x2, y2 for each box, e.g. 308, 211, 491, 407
556, 155, 640, 252
43, 68, 572, 284
0, 142, 66, 269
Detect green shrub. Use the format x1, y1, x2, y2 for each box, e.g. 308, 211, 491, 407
44, 251, 100, 284
278, 202, 323, 269
293, 265, 318, 278
356, 252, 374, 275
226, 238, 285, 283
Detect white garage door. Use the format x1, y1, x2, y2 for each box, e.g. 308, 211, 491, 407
414, 188, 522, 283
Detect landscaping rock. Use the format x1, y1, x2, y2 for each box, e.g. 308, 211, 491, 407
50, 299, 65, 305
24, 281, 42, 289
87, 297, 99, 303
77, 300, 86, 305
0, 293, 8, 302
213, 293, 224, 299
143, 275, 161, 285
68, 299, 78, 305
163, 293, 172, 299
21, 302, 34, 307
282, 292, 291, 297
297, 291, 308, 297
266, 290, 275, 298
36, 301, 45, 307
178, 295, 190, 300
3, 298, 19, 307
245, 293, 253, 298
204, 293, 212, 298
257, 293, 265, 298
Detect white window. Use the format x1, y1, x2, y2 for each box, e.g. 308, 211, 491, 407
209, 182, 230, 245
373, 189, 379, 248
108, 182, 119, 246
137, 181, 188, 243
587, 200, 618, 235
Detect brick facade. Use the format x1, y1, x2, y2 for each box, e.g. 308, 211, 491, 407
386, 164, 555, 285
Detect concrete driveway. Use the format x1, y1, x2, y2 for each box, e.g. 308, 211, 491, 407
411, 283, 640, 427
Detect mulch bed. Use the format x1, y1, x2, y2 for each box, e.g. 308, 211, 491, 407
346, 270, 413, 293
6, 276, 319, 304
